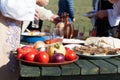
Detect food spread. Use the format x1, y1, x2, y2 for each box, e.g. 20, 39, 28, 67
74, 37, 120, 56
74, 45, 120, 56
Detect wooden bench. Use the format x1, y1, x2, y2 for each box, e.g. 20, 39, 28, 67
19, 57, 120, 80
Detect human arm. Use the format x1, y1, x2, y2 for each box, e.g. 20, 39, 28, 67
36, 0, 49, 7
0, 0, 36, 21
36, 5, 59, 23
96, 10, 108, 19
0, 0, 49, 21
108, 0, 118, 4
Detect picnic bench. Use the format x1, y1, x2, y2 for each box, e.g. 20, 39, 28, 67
19, 56, 120, 80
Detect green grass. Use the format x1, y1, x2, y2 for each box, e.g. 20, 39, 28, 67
42, 0, 93, 36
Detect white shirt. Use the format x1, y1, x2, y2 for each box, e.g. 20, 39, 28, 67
107, 0, 120, 27
36, 5, 54, 21
22, 5, 54, 32
94, 0, 120, 27
0, 0, 36, 21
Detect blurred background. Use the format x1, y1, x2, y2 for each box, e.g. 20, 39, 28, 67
42, 0, 93, 37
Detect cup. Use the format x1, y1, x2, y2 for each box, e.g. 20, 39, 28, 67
89, 27, 96, 37
53, 27, 64, 39
44, 25, 50, 33
31, 20, 39, 28
79, 27, 85, 39
73, 25, 79, 38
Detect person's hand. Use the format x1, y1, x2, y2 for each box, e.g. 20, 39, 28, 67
36, 0, 49, 7
73, 18, 75, 22
96, 10, 108, 19
50, 15, 61, 24
87, 11, 94, 18
108, 0, 118, 4
84, 11, 96, 19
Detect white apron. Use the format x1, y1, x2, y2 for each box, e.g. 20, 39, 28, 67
0, 13, 21, 80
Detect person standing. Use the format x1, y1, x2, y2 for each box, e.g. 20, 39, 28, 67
108, 0, 120, 38
58, 0, 75, 23
0, 0, 46, 80
96, 0, 120, 37
94, 0, 117, 37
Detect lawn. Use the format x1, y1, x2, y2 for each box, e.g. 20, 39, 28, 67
42, 0, 93, 37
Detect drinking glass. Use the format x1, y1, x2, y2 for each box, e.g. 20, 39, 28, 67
53, 27, 64, 39
73, 24, 79, 38
31, 20, 39, 28
44, 25, 50, 33
89, 27, 96, 37
79, 27, 85, 39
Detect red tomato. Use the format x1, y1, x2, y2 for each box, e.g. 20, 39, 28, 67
44, 39, 53, 44
35, 51, 49, 63
17, 48, 27, 59
24, 52, 35, 61
65, 47, 71, 51
30, 48, 38, 54
22, 46, 38, 54
17, 52, 23, 59
65, 49, 77, 61
17, 46, 38, 59
44, 38, 62, 44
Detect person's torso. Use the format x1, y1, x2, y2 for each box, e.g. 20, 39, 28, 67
98, 0, 113, 10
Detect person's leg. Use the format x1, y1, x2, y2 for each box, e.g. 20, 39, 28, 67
117, 23, 120, 38
96, 20, 110, 37
109, 26, 118, 38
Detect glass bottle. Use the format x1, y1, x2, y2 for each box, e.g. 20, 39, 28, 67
61, 12, 74, 39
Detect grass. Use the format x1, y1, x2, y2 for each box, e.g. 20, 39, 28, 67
42, 0, 93, 37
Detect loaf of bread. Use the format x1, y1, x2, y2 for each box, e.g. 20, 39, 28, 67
84, 37, 120, 49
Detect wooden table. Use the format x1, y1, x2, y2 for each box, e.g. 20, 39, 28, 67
19, 56, 120, 80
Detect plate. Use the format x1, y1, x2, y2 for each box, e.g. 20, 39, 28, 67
64, 44, 82, 49
17, 56, 79, 66
75, 51, 120, 59
64, 44, 120, 59
83, 12, 96, 17
21, 32, 52, 43
21, 32, 49, 36
74, 50, 120, 59
62, 38, 85, 45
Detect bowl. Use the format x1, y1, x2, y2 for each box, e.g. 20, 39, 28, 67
21, 32, 52, 43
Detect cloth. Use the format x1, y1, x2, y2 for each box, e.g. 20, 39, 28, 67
58, 0, 74, 23
94, 0, 115, 37
36, 5, 54, 21
0, 13, 21, 80
0, 0, 36, 21
107, 0, 120, 27
0, 0, 36, 80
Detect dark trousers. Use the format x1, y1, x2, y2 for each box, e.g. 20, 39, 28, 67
117, 23, 120, 38
95, 19, 118, 38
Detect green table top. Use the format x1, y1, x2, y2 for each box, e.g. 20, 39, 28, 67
20, 57, 120, 77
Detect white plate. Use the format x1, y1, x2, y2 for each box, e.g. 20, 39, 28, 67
75, 52, 120, 59
83, 12, 96, 17
21, 32, 48, 36
62, 38, 85, 44
64, 44, 120, 59
64, 44, 82, 50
